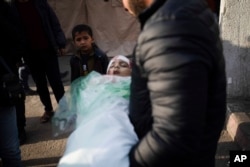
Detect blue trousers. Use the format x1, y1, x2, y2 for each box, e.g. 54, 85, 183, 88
0, 106, 22, 167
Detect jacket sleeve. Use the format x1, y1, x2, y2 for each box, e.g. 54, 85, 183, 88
101, 53, 109, 74
70, 56, 80, 83
94, 45, 109, 74
0, 4, 24, 70
129, 15, 216, 167
46, 1, 66, 49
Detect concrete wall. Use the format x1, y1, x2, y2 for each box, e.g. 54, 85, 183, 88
220, 0, 250, 98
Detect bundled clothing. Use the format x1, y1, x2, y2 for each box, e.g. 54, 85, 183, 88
52, 72, 137, 167
129, 0, 226, 167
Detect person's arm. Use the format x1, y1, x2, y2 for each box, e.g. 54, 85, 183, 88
45, 1, 66, 51
0, 4, 25, 72
129, 16, 215, 167
94, 45, 109, 74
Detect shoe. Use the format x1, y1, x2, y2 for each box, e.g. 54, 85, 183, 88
40, 111, 54, 123
24, 88, 37, 96
60, 71, 69, 79
18, 128, 26, 145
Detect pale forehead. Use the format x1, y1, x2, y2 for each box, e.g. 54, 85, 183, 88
111, 55, 130, 64
110, 59, 129, 65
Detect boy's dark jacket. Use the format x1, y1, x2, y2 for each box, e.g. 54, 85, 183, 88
11, 0, 66, 52
129, 0, 226, 167
70, 45, 109, 82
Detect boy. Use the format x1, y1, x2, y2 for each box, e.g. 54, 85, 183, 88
70, 24, 109, 82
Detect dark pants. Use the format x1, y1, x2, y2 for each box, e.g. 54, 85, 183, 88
24, 48, 65, 112
15, 100, 26, 131
0, 106, 22, 167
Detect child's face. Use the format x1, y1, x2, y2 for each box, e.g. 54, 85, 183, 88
107, 59, 131, 76
73, 31, 94, 54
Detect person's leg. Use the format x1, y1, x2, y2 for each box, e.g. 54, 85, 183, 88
15, 100, 26, 145
28, 63, 53, 111
24, 52, 53, 122
0, 106, 22, 167
45, 49, 65, 103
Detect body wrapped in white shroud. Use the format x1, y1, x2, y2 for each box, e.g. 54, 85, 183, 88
52, 71, 138, 167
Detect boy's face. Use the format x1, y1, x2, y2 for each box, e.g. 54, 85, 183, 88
73, 31, 94, 54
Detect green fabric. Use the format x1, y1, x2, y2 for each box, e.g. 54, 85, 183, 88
52, 71, 131, 136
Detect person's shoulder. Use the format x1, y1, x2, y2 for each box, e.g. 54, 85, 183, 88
94, 45, 107, 58
70, 54, 80, 62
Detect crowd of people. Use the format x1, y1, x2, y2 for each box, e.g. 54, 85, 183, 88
0, 0, 226, 167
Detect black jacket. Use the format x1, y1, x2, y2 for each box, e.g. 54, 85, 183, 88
11, 0, 66, 52
0, 0, 24, 106
70, 45, 109, 82
129, 0, 226, 167
0, 1, 23, 76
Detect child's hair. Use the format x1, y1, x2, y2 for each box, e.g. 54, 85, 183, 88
71, 24, 93, 40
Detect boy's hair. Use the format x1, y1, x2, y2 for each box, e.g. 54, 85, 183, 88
72, 24, 93, 40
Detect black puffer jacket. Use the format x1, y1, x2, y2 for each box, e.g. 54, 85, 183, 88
129, 0, 226, 167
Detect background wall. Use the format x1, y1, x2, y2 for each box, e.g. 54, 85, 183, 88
48, 0, 140, 58
220, 0, 250, 98
49, 0, 250, 98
